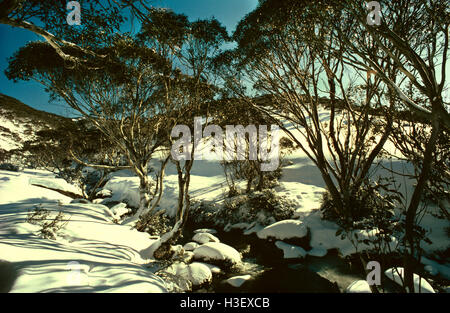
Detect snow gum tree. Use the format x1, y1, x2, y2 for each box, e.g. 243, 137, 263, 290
224, 0, 399, 224
134, 8, 229, 258
6, 36, 173, 217
331, 0, 449, 292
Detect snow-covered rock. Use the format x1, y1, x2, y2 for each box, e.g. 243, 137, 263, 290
200, 263, 221, 274
224, 275, 252, 288
96, 189, 112, 198
346, 280, 372, 293
257, 219, 308, 240
224, 222, 252, 232
178, 262, 212, 286
424, 265, 438, 276
385, 267, 435, 293
192, 232, 220, 244
193, 228, 218, 234
183, 242, 200, 251
274, 241, 307, 259
193, 242, 241, 265
182, 251, 195, 263
163, 262, 212, 288
109, 202, 129, 220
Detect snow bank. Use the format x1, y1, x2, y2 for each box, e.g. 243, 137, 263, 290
0, 169, 166, 293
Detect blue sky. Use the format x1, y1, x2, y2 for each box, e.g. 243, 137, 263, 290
0, 0, 258, 117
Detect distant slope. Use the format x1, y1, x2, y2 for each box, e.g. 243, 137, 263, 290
0, 93, 74, 152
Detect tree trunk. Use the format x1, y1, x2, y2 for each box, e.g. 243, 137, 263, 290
154, 159, 193, 260
403, 111, 440, 292
136, 173, 152, 217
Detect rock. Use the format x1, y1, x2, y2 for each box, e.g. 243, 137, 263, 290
346, 280, 372, 293
424, 265, 438, 276
183, 242, 200, 251
192, 232, 220, 244
274, 241, 307, 259
193, 242, 241, 265
385, 267, 435, 293
193, 228, 218, 234
224, 275, 252, 288
307, 247, 328, 257
257, 219, 308, 241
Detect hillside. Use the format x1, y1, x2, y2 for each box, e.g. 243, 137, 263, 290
0, 93, 75, 153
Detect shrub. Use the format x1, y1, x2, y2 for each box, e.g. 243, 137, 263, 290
26, 204, 69, 239
135, 210, 172, 236
191, 189, 296, 228
0, 163, 20, 172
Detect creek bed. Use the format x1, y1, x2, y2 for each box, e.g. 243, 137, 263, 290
180, 225, 367, 293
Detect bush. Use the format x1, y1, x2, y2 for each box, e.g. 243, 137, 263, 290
26, 205, 69, 239
0, 163, 20, 172
191, 189, 297, 228
135, 210, 172, 236
320, 178, 401, 228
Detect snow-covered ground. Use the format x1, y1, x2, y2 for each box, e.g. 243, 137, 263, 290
0, 169, 166, 292
0, 107, 448, 293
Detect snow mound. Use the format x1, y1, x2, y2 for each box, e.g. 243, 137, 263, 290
164, 262, 212, 287
257, 219, 308, 240
200, 262, 221, 274
193, 228, 218, 234
193, 242, 241, 265
192, 232, 220, 244
274, 241, 307, 259
346, 280, 372, 293
385, 267, 435, 293
224, 274, 252, 288
183, 242, 200, 251
110, 203, 129, 219
179, 262, 212, 286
